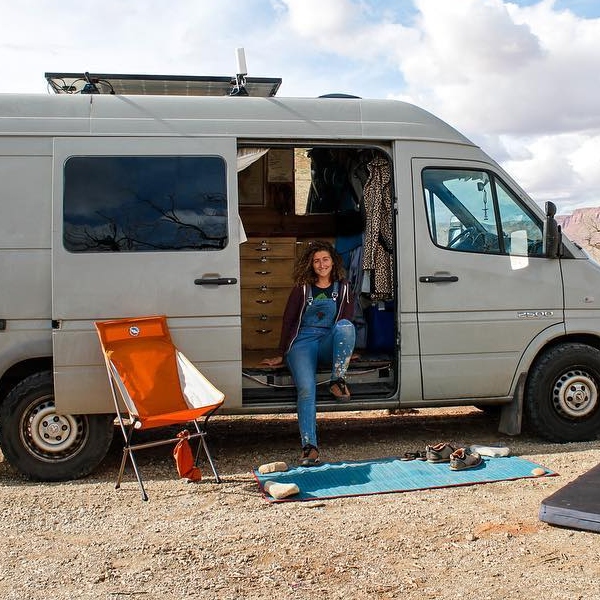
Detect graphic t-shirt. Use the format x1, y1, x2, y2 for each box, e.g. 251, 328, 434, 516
311, 283, 334, 300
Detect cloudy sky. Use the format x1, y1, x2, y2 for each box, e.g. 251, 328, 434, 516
2, 0, 599, 213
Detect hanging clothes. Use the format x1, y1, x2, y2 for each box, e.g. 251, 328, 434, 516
362, 155, 394, 300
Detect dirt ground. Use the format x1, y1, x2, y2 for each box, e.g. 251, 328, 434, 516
1, 406, 600, 600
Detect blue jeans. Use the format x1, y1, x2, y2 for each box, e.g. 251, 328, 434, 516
286, 319, 355, 448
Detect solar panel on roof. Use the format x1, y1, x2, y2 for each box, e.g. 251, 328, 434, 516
45, 72, 281, 97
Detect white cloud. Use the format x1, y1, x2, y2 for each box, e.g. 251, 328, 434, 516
0, 0, 599, 212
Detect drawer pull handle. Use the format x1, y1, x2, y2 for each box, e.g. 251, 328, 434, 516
256, 299, 272, 304
255, 245, 271, 252
256, 329, 273, 334
259, 285, 269, 292
259, 314, 268, 321
255, 270, 271, 275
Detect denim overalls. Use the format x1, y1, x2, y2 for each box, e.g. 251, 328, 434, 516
286, 282, 356, 448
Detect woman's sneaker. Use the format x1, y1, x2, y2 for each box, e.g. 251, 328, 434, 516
449, 448, 482, 471
425, 442, 455, 463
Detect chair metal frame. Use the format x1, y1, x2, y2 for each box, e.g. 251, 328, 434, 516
95, 316, 224, 501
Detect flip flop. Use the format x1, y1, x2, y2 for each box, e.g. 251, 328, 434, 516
400, 451, 426, 461
329, 378, 351, 399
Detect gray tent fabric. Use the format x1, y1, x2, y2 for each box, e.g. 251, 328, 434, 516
539, 462, 600, 533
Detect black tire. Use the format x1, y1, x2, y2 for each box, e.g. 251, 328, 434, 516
0, 370, 114, 481
525, 343, 600, 442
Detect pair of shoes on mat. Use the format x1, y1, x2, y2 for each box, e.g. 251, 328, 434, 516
425, 442, 483, 470
329, 378, 350, 399
425, 442, 456, 463
449, 448, 482, 471
300, 444, 320, 467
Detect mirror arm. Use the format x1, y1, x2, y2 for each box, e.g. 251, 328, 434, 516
544, 201, 561, 259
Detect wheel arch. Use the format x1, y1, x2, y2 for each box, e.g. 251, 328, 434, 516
0, 357, 53, 407
513, 327, 600, 396
0, 369, 114, 481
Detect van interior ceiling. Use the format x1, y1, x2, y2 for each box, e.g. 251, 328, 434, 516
237, 145, 397, 407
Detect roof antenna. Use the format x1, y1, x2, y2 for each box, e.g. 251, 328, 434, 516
230, 47, 249, 96
81, 72, 100, 94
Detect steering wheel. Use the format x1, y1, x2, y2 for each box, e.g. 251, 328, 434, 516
449, 226, 479, 249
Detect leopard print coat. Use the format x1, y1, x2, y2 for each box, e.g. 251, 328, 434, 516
362, 155, 394, 300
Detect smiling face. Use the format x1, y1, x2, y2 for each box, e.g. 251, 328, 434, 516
312, 250, 333, 284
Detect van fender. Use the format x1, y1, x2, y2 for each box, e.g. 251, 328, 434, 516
498, 323, 568, 436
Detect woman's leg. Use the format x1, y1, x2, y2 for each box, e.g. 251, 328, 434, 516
318, 319, 356, 381
286, 337, 320, 449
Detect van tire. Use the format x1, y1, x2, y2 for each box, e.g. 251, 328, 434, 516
0, 371, 114, 481
525, 343, 600, 442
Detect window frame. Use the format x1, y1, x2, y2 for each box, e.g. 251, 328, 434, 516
422, 167, 544, 258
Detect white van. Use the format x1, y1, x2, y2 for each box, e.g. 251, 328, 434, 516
1, 90, 599, 481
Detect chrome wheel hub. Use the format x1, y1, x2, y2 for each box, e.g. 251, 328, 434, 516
552, 370, 598, 419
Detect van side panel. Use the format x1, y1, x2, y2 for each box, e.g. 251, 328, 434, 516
0, 140, 53, 383
50, 136, 243, 413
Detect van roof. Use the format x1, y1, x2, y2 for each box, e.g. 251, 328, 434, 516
0, 94, 473, 145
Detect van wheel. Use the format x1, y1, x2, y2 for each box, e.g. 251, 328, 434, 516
0, 371, 114, 481
525, 343, 600, 442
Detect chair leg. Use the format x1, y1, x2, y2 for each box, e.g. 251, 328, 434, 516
116, 448, 128, 489
117, 446, 149, 501
192, 421, 221, 484
128, 451, 149, 502
199, 434, 221, 484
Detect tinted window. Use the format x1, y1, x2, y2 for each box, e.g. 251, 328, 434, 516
63, 156, 227, 252
422, 168, 543, 257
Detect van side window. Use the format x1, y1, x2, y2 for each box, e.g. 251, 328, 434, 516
422, 168, 543, 257
63, 156, 227, 252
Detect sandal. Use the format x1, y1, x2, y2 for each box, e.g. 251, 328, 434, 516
299, 444, 320, 467
400, 451, 426, 461
329, 378, 351, 399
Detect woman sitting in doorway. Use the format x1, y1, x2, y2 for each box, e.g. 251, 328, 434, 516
262, 240, 356, 466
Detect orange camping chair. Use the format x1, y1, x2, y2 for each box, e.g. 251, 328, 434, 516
95, 315, 225, 501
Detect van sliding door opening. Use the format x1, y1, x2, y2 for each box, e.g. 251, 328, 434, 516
237, 144, 398, 409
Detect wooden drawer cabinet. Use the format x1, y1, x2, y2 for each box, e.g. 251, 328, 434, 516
242, 315, 283, 350
241, 259, 294, 287
241, 287, 290, 316
240, 237, 296, 259
241, 237, 296, 351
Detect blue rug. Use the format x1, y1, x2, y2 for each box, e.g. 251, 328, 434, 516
254, 455, 555, 502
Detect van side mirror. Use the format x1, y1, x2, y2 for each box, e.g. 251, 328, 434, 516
543, 201, 561, 258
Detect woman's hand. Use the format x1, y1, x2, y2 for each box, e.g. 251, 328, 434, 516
260, 356, 284, 367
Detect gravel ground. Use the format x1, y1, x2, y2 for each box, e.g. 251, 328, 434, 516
1, 406, 600, 600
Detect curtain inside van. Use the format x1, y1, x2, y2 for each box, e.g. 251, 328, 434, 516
237, 148, 269, 172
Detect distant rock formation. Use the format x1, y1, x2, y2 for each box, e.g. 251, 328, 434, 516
556, 207, 600, 262
557, 207, 600, 262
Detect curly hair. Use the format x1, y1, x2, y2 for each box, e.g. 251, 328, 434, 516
293, 240, 346, 286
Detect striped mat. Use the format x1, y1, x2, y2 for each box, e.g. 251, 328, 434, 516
254, 455, 555, 502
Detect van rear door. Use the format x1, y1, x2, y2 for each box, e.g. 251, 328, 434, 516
412, 159, 564, 400
51, 137, 241, 413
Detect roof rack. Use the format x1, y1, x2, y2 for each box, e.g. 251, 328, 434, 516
44, 72, 282, 97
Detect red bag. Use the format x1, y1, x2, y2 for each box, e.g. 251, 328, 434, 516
172, 430, 202, 481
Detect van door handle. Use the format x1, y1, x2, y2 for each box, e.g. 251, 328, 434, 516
194, 277, 238, 285
419, 275, 459, 283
